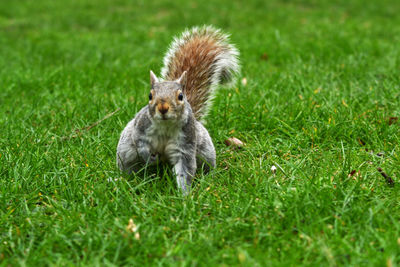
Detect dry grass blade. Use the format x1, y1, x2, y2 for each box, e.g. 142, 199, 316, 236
82, 108, 121, 131
56, 108, 121, 142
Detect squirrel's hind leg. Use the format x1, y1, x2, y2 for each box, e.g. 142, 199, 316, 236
195, 122, 216, 173
116, 144, 140, 174
116, 124, 141, 174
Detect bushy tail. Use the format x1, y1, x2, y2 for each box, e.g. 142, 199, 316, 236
161, 26, 240, 120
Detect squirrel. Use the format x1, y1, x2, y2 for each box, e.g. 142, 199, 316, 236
116, 26, 240, 194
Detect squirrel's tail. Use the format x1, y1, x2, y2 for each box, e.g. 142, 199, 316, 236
161, 26, 240, 120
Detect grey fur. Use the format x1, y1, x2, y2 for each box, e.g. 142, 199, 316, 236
116, 78, 216, 194
117, 26, 238, 194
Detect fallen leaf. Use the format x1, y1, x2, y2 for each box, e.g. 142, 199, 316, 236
224, 137, 244, 148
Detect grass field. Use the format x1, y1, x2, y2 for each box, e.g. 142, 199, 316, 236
1, 0, 400, 265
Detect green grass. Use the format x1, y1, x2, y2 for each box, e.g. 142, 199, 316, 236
1, 0, 400, 265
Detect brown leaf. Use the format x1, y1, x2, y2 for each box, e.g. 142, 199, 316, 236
224, 137, 244, 148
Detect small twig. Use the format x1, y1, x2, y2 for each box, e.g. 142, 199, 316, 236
377, 168, 394, 187
81, 108, 121, 132
358, 139, 395, 188
55, 108, 120, 142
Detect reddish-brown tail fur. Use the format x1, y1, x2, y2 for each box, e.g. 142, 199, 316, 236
161, 26, 240, 120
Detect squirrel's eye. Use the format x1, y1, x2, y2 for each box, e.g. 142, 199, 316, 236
178, 92, 183, 101
149, 92, 152, 101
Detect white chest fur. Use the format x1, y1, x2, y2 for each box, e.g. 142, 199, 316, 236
146, 120, 183, 163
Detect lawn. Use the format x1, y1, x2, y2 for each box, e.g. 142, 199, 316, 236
1, 0, 400, 265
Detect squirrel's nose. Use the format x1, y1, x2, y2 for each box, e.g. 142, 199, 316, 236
158, 103, 169, 115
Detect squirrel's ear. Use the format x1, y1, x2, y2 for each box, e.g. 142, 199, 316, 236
176, 71, 187, 88
150, 70, 159, 87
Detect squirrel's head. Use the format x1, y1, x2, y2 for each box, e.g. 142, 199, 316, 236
148, 70, 187, 121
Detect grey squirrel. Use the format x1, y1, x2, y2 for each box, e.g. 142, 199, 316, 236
116, 26, 240, 194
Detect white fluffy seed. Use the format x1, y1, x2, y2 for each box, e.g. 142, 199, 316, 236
271, 165, 277, 174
